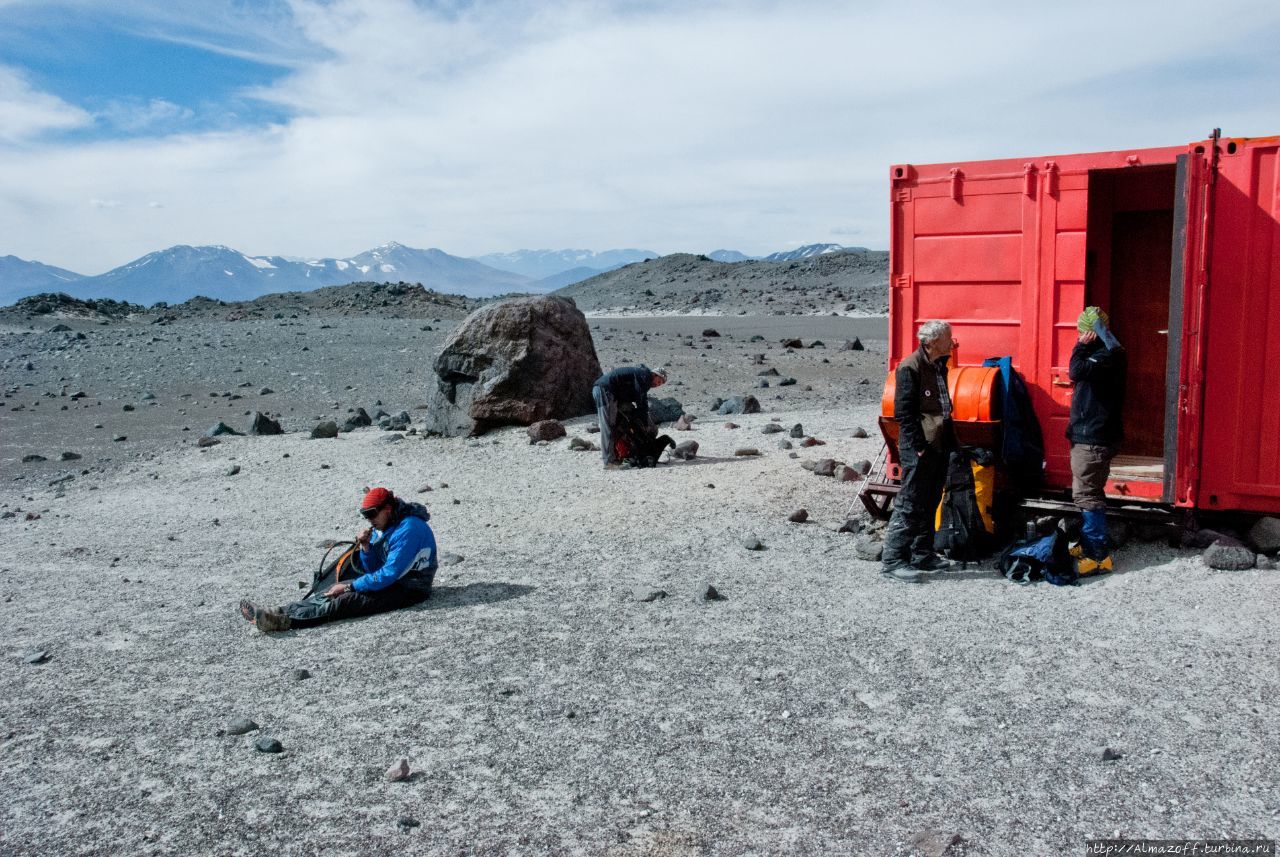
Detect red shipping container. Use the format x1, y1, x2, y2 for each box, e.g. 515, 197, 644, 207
882, 131, 1280, 515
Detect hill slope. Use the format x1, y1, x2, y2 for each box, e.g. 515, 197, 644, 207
552, 250, 888, 315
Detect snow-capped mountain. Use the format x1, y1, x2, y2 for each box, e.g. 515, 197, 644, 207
57, 242, 535, 306
0, 255, 86, 305
763, 244, 867, 262
472, 248, 657, 280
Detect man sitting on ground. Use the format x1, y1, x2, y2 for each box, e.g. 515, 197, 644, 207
239, 487, 437, 632
591, 364, 667, 468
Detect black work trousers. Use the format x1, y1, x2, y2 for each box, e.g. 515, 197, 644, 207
882, 446, 949, 570
282, 580, 430, 629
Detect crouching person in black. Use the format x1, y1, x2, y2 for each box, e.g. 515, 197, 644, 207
239, 487, 437, 632
592, 364, 667, 469
881, 320, 958, 583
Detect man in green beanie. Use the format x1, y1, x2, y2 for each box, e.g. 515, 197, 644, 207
1067, 306, 1126, 574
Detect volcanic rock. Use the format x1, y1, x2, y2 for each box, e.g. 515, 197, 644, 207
670, 440, 699, 460
527, 419, 567, 443
424, 295, 601, 436
249, 412, 283, 436
715, 396, 761, 415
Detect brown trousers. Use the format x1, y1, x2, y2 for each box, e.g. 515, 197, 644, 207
1070, 443, 1115, 511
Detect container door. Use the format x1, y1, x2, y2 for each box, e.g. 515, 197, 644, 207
1165, 148, 1213, 507
1193, 137, 1280, 513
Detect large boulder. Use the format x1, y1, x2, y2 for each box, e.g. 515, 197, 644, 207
424, 296, 601, 436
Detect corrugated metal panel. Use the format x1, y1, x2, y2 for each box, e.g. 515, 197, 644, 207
1197, 139, 1280, 512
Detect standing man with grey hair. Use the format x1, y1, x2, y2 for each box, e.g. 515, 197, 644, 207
592, 364, 668, 468
881, 320, 958, 582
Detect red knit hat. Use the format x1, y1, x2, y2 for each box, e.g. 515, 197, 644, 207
361, 487, 394, 512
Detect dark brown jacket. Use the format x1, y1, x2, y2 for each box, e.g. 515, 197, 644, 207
894, 346, 953, 454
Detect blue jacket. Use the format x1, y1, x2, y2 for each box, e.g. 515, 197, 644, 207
355, 504, 437, 593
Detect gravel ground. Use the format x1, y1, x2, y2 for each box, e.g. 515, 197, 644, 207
1, 310, 1277, 856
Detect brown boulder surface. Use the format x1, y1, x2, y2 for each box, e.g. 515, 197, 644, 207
424, 296, 601, 436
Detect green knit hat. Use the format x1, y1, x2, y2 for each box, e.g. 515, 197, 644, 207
1077, 306, 1110, 334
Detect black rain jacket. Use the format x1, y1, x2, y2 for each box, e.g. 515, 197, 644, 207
1066, 339, 1126, 446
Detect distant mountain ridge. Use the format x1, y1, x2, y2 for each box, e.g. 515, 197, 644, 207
0, 256, 86, 305
20, 242, 534, 307
2, 242, 879, 307
472, 248, 658, 280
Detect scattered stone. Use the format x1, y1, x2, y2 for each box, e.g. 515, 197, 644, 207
698, 583, 725, 602
757, 367, 780, 377
291, 668, 311, 681
723, 422, 739, 430
527, 419, 567, 443
789, 423, 804, 438
59, 451, 81, 461
778, 377, 797, 387
701, 328, 720, 337
838, 519, 863, 534
850, 459, 873, 476
648, 397, 685, 424
24, 650, 50, 665
384, 758, 411, 782
1203, 539, 1256, 570
226, 718, 259, 735
1256, 554, 1277, 570
761, 423, 784, 434
397, 817, 420, 831
112, 435, 127, 442
342, 408, 373, 432
568, 436, 596, 451
254, 736, 284, 754
249, 412, 283, 436
908, 829, 964, 856
778, 440, 793, 450
742, 536, 764, 551
226, 464, 241, 476
670, 440, 699, 460
311, 421, 339, 439
1101, 747, 1124, 762
258, 387, 274, 395
205, 422, 242, 438
197, 437, 221, 448
808, 340, 825, 348
674, 413, 694, 431
438, 552, 465, 566
851, 426, 869, 438
781, 338, 803, 349
634, 587, 668, 603
788, 509, 809, 524
21, 454, 46, 463
832, 465, 858, 482
841, 338, 865, 351
586, 423, 600, 433
854, 535, 883, 561
715, 395, 761, 415
121, 404, 135, 412
734, 448, 760, 456
800, 437, 826, 447
1248, 516, 1280, 553
813, 459, 837, 477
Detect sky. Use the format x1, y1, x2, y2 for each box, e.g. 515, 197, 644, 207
1, 0, 1278, 274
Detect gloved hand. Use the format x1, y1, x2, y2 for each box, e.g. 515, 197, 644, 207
1093, 319, 1121, 351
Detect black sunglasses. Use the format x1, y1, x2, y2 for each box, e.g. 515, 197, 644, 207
360, 506, 382, 521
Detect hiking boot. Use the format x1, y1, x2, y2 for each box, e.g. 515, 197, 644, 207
1069, 542, 1084, 559
240, 599, 293, 632
1076, 554, 1114, 577
881, 565, 923, 583
910, 555, 954, 572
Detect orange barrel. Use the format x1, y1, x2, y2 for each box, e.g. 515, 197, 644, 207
880, 365, 999, 422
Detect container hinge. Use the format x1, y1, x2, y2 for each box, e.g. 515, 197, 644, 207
1043, 161, 1059, 197
949, 168, 964, 201
1022, 163, 1037, 197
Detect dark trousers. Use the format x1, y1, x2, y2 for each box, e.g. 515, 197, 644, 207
882, 447, 948, 569
283, 580, 430, 629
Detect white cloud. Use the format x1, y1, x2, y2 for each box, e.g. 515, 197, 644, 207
97, 98, 195, 132
89, 198, 123, 209
0, 64, 91, 143
1, 0, 1278, 272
